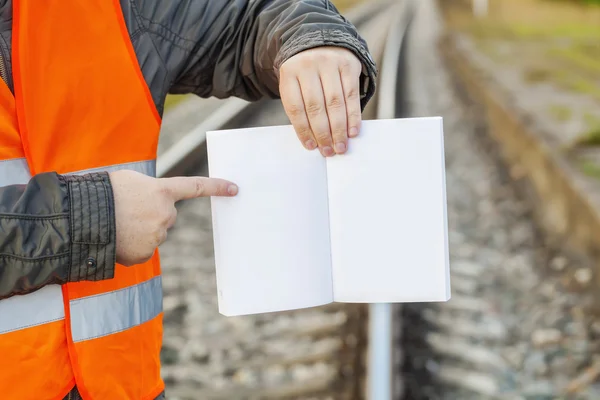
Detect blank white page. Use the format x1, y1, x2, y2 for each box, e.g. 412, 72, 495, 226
207, 125, 334, 316
326, 117, 450, 303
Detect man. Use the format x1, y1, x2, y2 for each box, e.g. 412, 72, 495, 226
0, 0, 376, 399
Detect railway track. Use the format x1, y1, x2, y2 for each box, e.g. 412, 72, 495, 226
156, 0, 600, 398
156, 1, 414, 399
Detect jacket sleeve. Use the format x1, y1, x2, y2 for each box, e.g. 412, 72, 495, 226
136, 0, 377, 109
0, 172, 116, 300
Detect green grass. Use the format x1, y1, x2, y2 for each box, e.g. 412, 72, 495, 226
579, 159, 600, 179
548, 46, 600, 76
522, 67, 600, 101
548, 0, 600, 5
468, 19, 600, 41
584, 112, 600, 129
523, 67, 553, 83
554, 71, 600, 101
448, 0, 600, 106
573, 127, 600, 147
548, 104, 573, 121
508, 23, 600, 39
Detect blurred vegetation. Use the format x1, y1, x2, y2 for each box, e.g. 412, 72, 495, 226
163, 0, 365, 112
584, 113, 600, 130
579, 159, 600, 179
573, 128, 600, 147
548, 104, 572, 122
557, 0, 600, 4
443, 0, 600, 146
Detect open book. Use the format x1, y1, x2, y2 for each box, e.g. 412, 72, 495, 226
207, 117, 450, 316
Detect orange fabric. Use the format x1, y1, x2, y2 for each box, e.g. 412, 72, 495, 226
0, 48, 70, 400
68, 314, 165, 400
0, 320, 74, 399
13, 0, 160, 176
0, 0, 165, 399
0, 80, 22, 159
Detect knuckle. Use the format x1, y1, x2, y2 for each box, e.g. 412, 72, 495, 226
346, 53, 361, 67
295, 124, 313, 140
339, 59, 353, 72
345, 87, 359, 100
299, 131, 315, 144
306, 101, 324, 117
286, 104, 305, 118
194, 179, 205, 196
314, 130, 331, 142
326, 95, 344, 110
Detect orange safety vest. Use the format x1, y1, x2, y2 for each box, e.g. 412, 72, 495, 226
0, 1, 164, 399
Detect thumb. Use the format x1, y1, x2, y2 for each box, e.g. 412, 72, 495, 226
159, 176, 238, 202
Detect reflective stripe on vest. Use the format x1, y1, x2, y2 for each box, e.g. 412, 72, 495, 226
66, 159, 156, 178
0, 157, 31, 186
0, 157, 156, 187
0, 285, 64, 334
0, 158, 161, 338
71, 275, 162, 342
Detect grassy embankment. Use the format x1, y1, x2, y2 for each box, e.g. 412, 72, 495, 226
442, 0, 600, 175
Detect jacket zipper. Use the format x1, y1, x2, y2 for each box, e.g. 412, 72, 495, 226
0, 50, 7, 85
0, 36, 13, 91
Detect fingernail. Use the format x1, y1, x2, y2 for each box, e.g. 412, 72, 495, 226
321, 146, 334, 157
228, 185, 238, 195
334, 142, 346, 153
349, 127, 359, 138
305, 140, 317, 150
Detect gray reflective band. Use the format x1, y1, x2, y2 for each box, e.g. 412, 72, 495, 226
0, 158, 156, 188
67, 159, 156, 177
0, 285, 65, 334
69, 276, 163, 342
0, 157, 32, 186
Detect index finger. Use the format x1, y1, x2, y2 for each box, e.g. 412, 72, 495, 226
340, 60, 362, 138
159, 176, 238, 202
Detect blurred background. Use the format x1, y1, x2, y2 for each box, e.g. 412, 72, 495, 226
156, 0, 600, 399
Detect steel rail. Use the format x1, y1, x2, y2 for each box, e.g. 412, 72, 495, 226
367, 1, 415, 399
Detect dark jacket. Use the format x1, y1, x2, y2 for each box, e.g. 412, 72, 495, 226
0, 0, 376, 299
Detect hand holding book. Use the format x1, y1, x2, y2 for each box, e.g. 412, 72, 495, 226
207, 117, 451, 316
